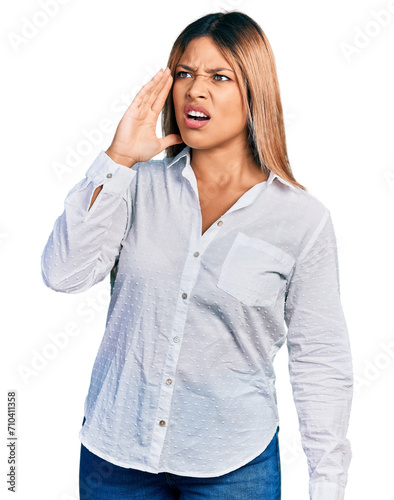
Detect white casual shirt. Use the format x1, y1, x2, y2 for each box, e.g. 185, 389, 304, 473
41, 146, 353, 500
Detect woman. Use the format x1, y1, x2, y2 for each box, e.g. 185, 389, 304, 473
41, 11, 353, 500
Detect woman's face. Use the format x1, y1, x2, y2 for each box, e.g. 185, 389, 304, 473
172, 36, 248, 152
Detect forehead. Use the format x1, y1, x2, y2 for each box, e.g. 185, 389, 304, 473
178, 37, 232, 68
177, 36, 243, 90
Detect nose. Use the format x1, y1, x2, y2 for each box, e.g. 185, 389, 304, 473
186, 75, 208, 99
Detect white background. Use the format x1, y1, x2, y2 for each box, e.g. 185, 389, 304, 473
2, 0, 394, 498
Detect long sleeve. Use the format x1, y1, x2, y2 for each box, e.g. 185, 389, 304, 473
41, 150, 137, 293
284, 211, 354, 500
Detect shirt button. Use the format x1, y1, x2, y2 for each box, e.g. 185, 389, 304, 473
182, 293, 187, 299
173, 336, 180, 343
106, 173, 113, 178
159, 420, 166, 426
166, 379, 173, 385
217, 220, 223, 226
193, 252, 200, 258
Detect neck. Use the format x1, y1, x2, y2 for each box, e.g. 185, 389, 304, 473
190, 140, 267, 188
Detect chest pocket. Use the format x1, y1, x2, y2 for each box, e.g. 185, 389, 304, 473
217, 232, 295, 308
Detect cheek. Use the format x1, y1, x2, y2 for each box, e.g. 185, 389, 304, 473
172, 83, 182, 108
221, 97, 245, 126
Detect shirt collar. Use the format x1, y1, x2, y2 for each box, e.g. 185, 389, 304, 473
166, 145, 294, 189
166, 145, 191, 169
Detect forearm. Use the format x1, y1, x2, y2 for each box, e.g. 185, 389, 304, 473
88, 149, 136, 210
41, 150, 137, 293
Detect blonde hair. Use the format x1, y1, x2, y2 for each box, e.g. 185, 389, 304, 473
161, 11, 306, 191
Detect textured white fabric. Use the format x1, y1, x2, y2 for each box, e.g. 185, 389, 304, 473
309, 480, 346, 500
41, 146, 353, 493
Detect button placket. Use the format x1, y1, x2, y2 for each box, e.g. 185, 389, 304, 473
200, 221, 222, 254
148, 218, 202, 469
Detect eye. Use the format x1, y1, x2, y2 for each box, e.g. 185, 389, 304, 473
176, 71, 230, 81
176, 71, 191, 78
213, 74, 230, 81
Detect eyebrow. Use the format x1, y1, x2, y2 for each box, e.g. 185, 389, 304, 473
176, 64, 234, 73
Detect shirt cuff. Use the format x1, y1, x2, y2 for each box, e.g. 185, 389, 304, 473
85, 150, 137, 197
309, 481, 346, 500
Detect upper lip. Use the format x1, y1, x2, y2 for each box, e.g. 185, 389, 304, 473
184, 104, 211, 118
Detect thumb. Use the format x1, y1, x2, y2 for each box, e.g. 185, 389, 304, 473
158, 134, 184, 151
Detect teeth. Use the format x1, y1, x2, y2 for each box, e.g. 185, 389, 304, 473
188, 110, 209, 118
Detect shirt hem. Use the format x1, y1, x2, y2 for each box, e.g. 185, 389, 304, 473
79, 421, 279, 478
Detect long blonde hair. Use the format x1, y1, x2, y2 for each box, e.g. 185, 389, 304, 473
162, 11, 306, 191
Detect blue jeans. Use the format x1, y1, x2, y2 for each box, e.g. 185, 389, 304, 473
79, 418, 281, 499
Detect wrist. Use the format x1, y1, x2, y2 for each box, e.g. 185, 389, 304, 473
105, 148, 136, 168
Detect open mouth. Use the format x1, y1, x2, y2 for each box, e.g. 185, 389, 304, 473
183, 108, 211, 128
187, 114, 210, 121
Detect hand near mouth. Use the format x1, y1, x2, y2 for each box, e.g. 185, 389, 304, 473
105, 68, 183, 168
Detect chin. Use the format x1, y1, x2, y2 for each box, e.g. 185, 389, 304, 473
177, 130, 211, 148
181, 139, 211, 151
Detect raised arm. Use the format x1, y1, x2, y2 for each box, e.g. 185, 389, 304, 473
90, 66, 183, 211
41, 67, 183, 293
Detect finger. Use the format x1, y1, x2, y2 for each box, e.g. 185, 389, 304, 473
151, 71, 174, 114
132, 71, 164, 110
144, 68, 172, 110
130, 69, 165, 108
135, 71, 172, 116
